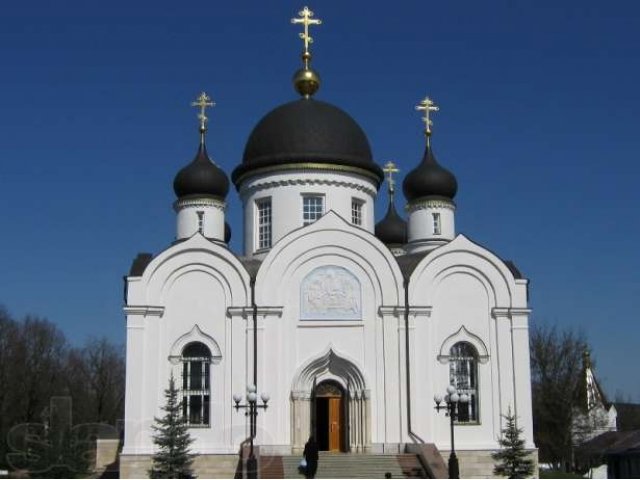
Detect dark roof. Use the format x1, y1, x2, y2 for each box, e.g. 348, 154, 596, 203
456, 233, 526, 281
503, 260, 523, 279
395, 237, 524, 282
615, 403, 640, 431
396, 250, 432, 281
375, 202, 407, 246
239, 258, 262, 281
129, 253, 153, 276
402, 143, 457, 202
577, 430, 640, 457
232, 98, 384, 187
224, 222, 232, 244
173, 142, 229, 199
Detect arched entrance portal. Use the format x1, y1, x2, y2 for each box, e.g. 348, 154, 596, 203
291, 348, 371, 453
313, 381, 346, 452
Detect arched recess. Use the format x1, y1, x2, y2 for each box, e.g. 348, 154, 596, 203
255, 211, 403, 308
408, 234, 517, 308
290, 347, 371, 453
437, 326, 489, 364
129, 234, 251, 307
168, 324, 222, 365
292, 346, 367, 395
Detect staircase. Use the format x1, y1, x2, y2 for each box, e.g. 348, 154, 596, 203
261, 452, 426, 478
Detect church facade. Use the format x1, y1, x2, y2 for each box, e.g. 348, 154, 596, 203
120, 8, 536, 478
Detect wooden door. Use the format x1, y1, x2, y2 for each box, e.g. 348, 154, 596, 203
328, 397, 342, 451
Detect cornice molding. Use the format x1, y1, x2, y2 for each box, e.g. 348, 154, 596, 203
291, 391, 312, 400
227, 306, 284, 319
235, 162, 381, 189
491, 307, 532, 319
406, 199, 456, 213
173, 196, 226, 212
408, 306, 432, 317
378, 306, 402, 317
123, 305, 165, 317
378, 305, 432, 317
240, 176, 377, 198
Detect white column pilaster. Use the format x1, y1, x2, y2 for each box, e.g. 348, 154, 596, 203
510, 309, 535, 448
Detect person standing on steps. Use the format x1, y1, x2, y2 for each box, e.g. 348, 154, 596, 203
303, 436, 319, 479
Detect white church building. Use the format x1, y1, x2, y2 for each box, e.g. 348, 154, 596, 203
120, 7, 536, 478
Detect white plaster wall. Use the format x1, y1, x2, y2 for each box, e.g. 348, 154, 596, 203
174, 197, 226, 241
123, 217, 534, 459
123, 235, 251, 455
238, 170, 378, 256
253, 213, 405, 448
408, 235, 534, 450
431, 273, 496, 449
406, 200, 456, 252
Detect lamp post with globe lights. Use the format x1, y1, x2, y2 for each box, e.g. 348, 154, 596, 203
233, 385, 270, 478
434, 385, 469, 479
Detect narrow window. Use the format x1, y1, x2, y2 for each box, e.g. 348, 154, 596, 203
257, 199, 272, 250
196, 211, 205, 235
449, 342, 479, 423
433, 212, 441, 235
181, 342, 212, 427
303, 195, 324, 226
351, 199, 363, 226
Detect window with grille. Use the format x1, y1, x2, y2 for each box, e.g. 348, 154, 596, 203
433, 212, 441, 235
303, 195, 324, 226
351, 199, 363, 226
257, 198, 272, 250
449, 341, 479, 423
181, 342, 211, 427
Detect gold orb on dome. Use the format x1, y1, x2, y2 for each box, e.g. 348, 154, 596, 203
293, 67, 320, 98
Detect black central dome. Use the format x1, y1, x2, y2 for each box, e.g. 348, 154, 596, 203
232, 98, 384, 186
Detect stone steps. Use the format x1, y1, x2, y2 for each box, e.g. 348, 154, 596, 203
262, 453, 426, 479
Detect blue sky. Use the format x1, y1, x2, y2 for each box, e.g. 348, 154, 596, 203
1, 0, 638, 401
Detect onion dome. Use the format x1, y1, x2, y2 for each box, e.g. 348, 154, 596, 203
402, 144, 457, 202
403, 96, 457, 202
173, 142, 229, 199
375, 202, 407, 246
173, 92, 229, 199
232, 98, 383, 186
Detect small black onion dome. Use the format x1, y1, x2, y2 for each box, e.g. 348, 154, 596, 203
402, 144, 457, 202
232, 98, 383, 187
375, 202, 407, 246
224, 221, 231, 243
173, 143, 229, 199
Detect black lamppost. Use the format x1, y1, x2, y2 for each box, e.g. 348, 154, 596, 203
434, 385, 469, 479
233, 385, 270, 479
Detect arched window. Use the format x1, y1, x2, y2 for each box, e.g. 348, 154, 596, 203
181, 342, 211, 427
449, 342, 479, 423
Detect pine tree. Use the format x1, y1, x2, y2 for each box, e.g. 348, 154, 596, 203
492, 408, 535, 478
149, 375, 196, 479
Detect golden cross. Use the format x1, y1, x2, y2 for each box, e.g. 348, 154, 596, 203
383, 161, 400, 197
291, 6, 322, 55
415, 96, 439, 136
191, 92, 215, 133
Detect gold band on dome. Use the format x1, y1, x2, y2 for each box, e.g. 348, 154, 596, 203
233, 162, 382, 185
